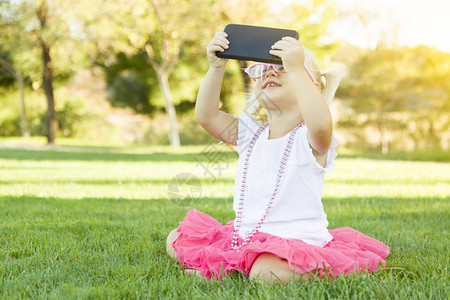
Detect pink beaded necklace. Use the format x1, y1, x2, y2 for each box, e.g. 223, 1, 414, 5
231, 121, 305, 250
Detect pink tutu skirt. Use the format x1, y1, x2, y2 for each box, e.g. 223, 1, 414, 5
172, 209, 390, 280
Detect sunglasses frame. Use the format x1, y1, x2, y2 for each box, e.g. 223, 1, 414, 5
244, 62, 319, 86
244, 63, 286, 79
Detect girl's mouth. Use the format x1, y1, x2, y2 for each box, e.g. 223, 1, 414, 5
263, 81, 281, 89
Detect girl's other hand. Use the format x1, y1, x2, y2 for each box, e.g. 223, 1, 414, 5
269, 37, 305, 73
206, 32, 230, 70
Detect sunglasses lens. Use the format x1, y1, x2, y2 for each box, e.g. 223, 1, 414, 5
274, 65, 285, 72
249, 64, 266, 78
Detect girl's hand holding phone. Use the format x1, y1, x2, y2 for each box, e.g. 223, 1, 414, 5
269, 37, 305, 74
207, 32, 230, 70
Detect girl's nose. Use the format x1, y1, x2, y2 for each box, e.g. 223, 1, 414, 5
264, 65, 278, 77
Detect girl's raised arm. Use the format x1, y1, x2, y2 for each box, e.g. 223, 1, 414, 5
195, 32, 239, 146
270, 37, 333, 154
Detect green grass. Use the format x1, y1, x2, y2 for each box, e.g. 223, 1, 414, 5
0, 144, 449, 299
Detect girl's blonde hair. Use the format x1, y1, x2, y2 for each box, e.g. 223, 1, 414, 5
304, 48, 341, 106
241, 47, 341, 118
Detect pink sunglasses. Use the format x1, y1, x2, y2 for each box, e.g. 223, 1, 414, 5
244, 63, 318, 85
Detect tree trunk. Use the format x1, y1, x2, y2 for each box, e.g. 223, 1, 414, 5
41, 42, 57, 145
157, 71, 180, 148
37, 1, 57, 145
16, 70, 30, 137
427, 118, 438, 149
379, 123, 389, 154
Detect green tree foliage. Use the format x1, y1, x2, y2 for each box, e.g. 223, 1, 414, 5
102, 51, 159, 115
337, 45, 450, 152
102, 50, 219, 117
0, 7, 31, 137
0, 53, 16, 87
0, 0, 91, 143
83, 0, 220, 148
280, 0, 340, 60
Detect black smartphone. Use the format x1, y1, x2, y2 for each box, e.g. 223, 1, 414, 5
216, 24, 299, 64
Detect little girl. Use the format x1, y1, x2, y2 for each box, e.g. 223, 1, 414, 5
166, 31, 390, 283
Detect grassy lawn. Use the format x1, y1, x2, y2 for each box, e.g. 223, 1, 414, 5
0, 143, 448, 299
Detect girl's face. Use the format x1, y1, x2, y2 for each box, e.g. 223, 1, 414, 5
249, 64, 296, 107
246, 63, 321, 110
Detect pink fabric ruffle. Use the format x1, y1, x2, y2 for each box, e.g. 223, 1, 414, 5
172, 209, 390, 280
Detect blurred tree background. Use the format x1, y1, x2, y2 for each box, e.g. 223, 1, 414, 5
0, 0, 448, 152
337, 45, 450, 153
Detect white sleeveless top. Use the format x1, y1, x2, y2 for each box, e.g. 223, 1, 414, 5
233, 116, 338, 247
